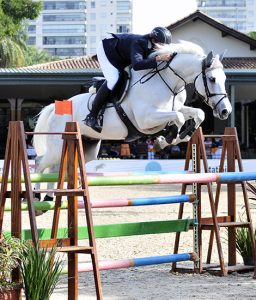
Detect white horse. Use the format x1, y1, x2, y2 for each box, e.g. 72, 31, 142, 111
33, 41, 232, 201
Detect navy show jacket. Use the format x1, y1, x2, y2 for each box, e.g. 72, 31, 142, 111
102, 33, 157, 71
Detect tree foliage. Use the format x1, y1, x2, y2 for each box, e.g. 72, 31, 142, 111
0, 0, 42, 67
24, 46, 57, 66
248, 31, 256, 40
1, 0, 41, 21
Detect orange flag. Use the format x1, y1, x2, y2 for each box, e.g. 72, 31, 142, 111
55, 100, 73, 115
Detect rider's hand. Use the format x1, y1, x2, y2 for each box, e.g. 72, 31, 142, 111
156, 53, 172, 62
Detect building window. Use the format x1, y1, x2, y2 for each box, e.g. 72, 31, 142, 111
43, 13, 85, 22
117, 25, 130, 33
46, 47, 85, 56
43, 1, 86, 10
43, 24, 85, 34
27, 36, 36, 45
28, 25, 36, 33
117, 2, 131, 10
43, 36, 86, 45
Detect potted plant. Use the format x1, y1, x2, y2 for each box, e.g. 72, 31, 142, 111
0, 235, 26, 299
20, 244, 63, 300
236, 182, 256, 266
236, 227, 256, 265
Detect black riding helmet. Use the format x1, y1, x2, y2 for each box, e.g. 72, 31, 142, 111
150, 27, 172, 44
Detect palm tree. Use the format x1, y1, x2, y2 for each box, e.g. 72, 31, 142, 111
0, 0, 42, 68
0, 36, 25, 68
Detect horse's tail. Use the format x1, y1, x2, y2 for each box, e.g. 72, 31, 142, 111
33, 104, 55, 156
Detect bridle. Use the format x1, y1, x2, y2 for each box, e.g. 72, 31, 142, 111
193, 58, 227, 110
133, 54, 227, 112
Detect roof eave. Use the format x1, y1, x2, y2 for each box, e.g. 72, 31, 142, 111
0, 69, 102, 85
167, 10, 256, 49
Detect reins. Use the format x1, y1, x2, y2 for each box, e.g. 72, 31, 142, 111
130, 52, 186, 105
132, 52, 227, 112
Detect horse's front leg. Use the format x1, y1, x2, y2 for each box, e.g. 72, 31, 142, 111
34, 155, 59, 215
173, 107, 205, 145
154, 107, 205, 150
152, 112, 186, 151
135, 107, 186, 150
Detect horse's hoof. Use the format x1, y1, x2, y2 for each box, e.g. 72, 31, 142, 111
165, 125, 178, 144
44, 195, 54, 202
35, 210, 45, 217
154, 136, 169, 150
34, 192, 41, 201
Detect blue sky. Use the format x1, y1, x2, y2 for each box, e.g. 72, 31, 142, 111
132, 0, 197, 34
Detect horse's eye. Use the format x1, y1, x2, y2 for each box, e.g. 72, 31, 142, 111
209, 76, 216, 83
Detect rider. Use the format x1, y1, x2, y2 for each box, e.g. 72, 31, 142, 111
84, 27, 173, 133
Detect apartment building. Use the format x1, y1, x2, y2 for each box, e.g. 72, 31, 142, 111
197, 0, 256, 33
27, 0, 132, 57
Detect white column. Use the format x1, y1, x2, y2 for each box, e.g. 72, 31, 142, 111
246, 105, 249, 148
241, 104, 245, 144
16, 99, 24, 121
230, 85, 235, 127
7, 98, 16, 121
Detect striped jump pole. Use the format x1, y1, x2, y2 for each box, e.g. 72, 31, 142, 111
4, 194, 196, 211
62, 252, 197, 273
86, 171, 256, 186
2, 171, 256, 185
0, 170, 189, 183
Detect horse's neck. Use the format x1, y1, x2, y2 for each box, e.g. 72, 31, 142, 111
171, 54, 202, 84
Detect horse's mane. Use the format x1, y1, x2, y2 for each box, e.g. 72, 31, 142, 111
149, 40, 206, 58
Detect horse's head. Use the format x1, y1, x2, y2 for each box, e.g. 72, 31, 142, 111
195, 51, 232, 120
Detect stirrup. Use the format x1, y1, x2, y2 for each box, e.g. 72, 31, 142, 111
84, 115, 102, 133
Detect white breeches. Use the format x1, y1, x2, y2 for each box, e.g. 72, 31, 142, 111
97, 41, 119, 90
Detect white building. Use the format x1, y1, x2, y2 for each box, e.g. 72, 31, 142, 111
197, 0, 256, 33
167, 10, 256, 148
27, 0, 132, 57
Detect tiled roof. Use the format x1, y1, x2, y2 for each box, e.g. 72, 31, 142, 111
22, 55, 100, 70
223, 57, 256, 69
0, 55, 255, 75
23, 55, 256, 71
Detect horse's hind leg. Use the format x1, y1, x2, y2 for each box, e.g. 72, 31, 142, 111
33, 154, 59, 214
82, 139, 102, 162
43, 164, 59, 202
33, 156, 43, 200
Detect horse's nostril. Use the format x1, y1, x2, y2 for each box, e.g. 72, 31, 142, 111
222, 109, 228, 116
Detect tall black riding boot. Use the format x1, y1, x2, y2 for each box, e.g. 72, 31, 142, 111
84, 81, 111, 133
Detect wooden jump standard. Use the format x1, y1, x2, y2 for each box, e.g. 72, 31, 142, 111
0, 121, 103, 300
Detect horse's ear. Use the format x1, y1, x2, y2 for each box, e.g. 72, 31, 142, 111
205, 51, 213, 68
219, 49, 227, 62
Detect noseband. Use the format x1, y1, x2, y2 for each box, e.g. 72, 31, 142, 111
194, 58, 227, 110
